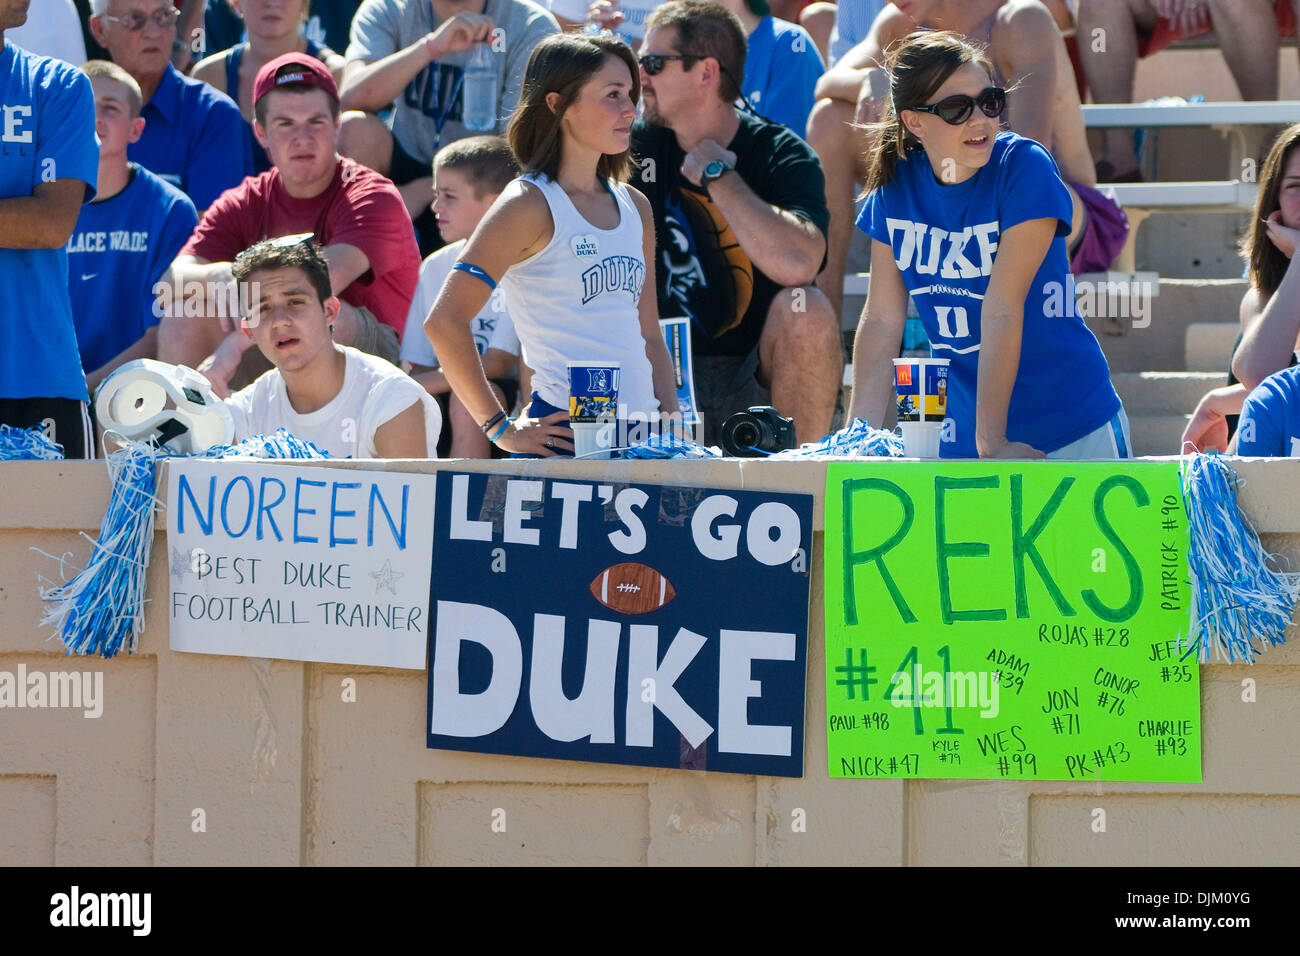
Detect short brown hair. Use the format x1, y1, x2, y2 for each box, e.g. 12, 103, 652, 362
232, 236, 332, 308
507, 33, 640, 184
434, 135, 521, 198
645, 1, 746, 103
81, 59, 142, 117
254, 63, 341, 128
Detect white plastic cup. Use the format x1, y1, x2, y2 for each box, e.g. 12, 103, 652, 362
897, 421, 942, 458
571, 421, 616, 459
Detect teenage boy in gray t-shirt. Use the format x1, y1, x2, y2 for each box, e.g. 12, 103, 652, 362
338, 0, 558, 245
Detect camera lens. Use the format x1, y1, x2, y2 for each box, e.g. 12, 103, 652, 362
721, 411, 780, 456
732, 420, 761, 448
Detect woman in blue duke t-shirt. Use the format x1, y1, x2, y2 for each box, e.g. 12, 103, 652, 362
846, 31, 1126, 459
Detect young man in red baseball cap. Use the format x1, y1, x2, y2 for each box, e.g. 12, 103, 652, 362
155, 51, 421, 397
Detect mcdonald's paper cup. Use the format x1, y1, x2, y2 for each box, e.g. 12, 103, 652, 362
568, 361, 620, 423
897, 421, 943, 458
893, 357, 949, 423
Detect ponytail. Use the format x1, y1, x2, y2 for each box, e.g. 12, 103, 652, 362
862, 95, 918, 195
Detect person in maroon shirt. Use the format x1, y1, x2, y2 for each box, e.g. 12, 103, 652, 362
156, 51, 420, 395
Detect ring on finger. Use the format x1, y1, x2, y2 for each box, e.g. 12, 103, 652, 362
546, 437, 554, 449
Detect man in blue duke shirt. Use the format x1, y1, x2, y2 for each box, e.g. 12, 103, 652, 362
89, 0, 251, 212
0, 0, 100, 458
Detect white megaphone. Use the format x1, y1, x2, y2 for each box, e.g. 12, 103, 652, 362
94, 359, 235, 454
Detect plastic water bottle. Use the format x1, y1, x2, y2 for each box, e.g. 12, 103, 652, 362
462, 43, 498, 132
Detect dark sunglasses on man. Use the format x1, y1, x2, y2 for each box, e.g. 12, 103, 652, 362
638, 53, 699, 75
906, 87, 1007, 125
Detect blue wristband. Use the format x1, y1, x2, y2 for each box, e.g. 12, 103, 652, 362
453, 261, 497, 290
487, 415, 513, 443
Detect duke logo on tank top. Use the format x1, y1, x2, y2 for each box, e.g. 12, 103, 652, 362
580, 255, 646, 305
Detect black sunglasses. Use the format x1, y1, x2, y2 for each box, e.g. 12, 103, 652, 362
638, 53, 699, 75
907, 87, 1007, 125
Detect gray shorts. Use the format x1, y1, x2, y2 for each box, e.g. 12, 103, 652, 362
230, 304, 401, 391
694, 351, 771, 445
1046, 408, 1132, 460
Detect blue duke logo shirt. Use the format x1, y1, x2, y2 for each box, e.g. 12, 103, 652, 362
0, 43, 98, 402
1238, 365, 1300, 457
858, 132, 1119, 457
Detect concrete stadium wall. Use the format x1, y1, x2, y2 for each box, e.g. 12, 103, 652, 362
0, 458, 1297, 866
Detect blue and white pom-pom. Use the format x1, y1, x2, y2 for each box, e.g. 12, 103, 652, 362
38, 428, 328, 658
0, 424, 65, 461
1180, 452, 1300, 663
621, 433, 721, 459
201, 428, 332, 461
767, 418, 904, 459
622, 419, 904, 459
38, 442, 161, 657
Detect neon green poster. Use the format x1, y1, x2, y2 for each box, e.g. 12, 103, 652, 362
824, 461, 1201, 782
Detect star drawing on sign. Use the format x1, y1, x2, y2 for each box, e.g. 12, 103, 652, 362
370, 559, 404, 596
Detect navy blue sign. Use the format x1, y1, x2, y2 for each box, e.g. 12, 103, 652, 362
427, 473, 813, 776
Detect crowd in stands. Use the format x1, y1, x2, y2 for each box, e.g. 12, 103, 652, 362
5, 0, 1300, 462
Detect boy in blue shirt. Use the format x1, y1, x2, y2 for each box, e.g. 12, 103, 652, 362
69, 61, 198, 395
0, 6, 100, 458
1237, 366, 1300, 457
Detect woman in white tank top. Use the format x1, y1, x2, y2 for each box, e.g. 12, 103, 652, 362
425, 33, 680, 457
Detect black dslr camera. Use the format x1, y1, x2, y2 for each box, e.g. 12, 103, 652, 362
720, 406, 797, 457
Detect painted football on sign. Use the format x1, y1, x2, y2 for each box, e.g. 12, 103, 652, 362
590, 562, 677, 615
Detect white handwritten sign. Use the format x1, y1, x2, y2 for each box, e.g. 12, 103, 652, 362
166, 460, 435, 668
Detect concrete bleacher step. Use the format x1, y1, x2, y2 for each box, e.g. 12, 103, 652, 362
1087, 278, 1244, 372
1112, 371, 1223, 417
1185, 322, 1241, 372
1127, 414, 1193, 458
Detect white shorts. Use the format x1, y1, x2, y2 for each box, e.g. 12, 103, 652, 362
1046, 408, 1132, 460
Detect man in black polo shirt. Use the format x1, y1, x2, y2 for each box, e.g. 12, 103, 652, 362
631, 0, 841, 445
